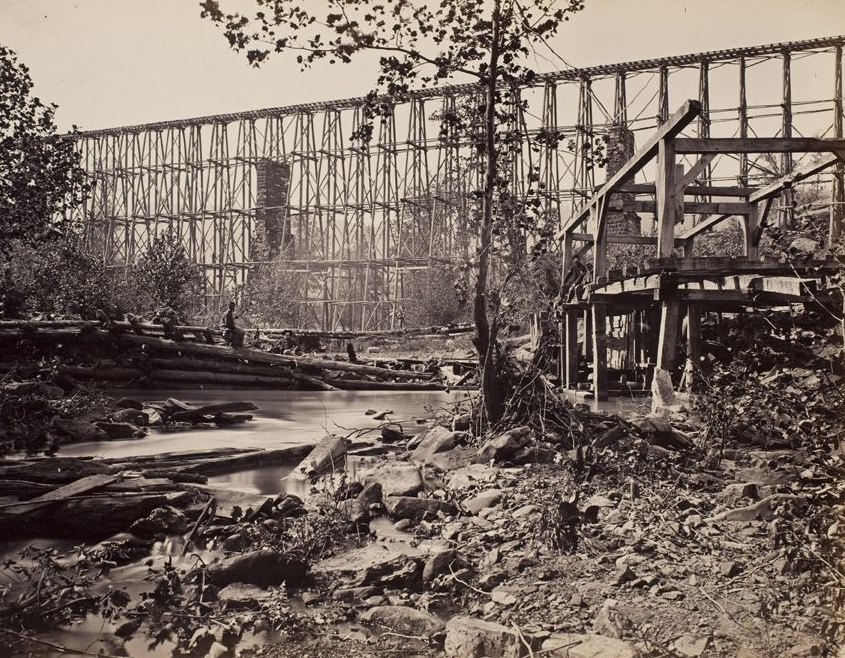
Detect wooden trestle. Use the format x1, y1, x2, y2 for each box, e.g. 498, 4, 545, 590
556, 100, 845, 406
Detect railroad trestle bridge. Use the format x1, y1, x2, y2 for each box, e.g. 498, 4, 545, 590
74, 35, 845, 331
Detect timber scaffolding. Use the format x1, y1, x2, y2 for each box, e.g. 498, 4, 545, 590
71, 35, 845, 331
555, 99, 845, 404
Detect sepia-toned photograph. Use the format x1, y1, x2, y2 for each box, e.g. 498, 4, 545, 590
0, 1, 844, 656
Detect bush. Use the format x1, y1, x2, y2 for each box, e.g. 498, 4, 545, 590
132, 229, 204, 320
402, 264, 468, 327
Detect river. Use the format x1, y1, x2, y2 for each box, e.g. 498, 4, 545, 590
57, 388, 478, 495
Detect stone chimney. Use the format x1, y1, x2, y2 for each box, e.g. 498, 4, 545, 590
252, 159, 290, 262
604, 125, 641, 235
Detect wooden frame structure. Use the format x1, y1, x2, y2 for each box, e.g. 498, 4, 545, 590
556, 100, 845, 403
72, 35, 845, 330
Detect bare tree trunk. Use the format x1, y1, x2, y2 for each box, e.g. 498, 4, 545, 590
474, 0, 505, 426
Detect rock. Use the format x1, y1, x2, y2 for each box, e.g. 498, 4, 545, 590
410, 426, 459, 463
94, 421, 146, 440
384, 496, 458, 522
673, 634, 711, 657
541, 633, 636, 658
428, 447, 476, 472
716, 482, 759, 506
490, 586, 518, 606
720, 561, 741, 578
112, 408, 149, 426
614, 565, 637, 586
444, 616, 525, 657
710, 494, 798, 523
512, 504, 537, 519
452, 413, 472, 432
116, 398, 144, 410
347, 482, 383, 525
219, 532, 251, 553
360, 605, 445, 636
366, 463, 424, 497
206, 549, 308, 588
333, 586, 380, 602
464, 489, 504, 515
129, 506, 189, 538
789, 237, 819, 256
423, 549, 469, 582
360, 556, 422, 589
476, 426, 531, 463
143, 407, 164, 426
217, 583, 272, 610
51, 417, 108, 443
593, 599, 628, 639
446, 464, 500, 490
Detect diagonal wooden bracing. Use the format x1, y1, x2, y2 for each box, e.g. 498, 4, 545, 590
72, 35, 845, 330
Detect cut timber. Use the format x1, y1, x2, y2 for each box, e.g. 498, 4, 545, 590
170, 401, 258, 422
651, 368, 677, 411
115, 334, 428, 380
674, 137, 845, 154
328, 379, 446, 391
289, 435, 348, 480
0, 473, 121, 514
59, 365, 297, 388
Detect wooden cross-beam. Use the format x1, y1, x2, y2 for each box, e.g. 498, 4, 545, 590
749, 151, 845, 203
606, 199, 750, 215
675, 138, 845, 154
676, 213, 733, 240
597, 183, 754, 197
557, 99, 702, 239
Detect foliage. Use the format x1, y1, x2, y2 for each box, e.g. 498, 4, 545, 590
201, 0, 586, 424
0, 235, 118, 319
402, 264, 469, 328
0, 45, 88, 250
241, 257, 305, 327
132, 229, 204, 320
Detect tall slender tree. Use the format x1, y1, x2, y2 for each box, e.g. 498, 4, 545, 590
200, 0, 584, 424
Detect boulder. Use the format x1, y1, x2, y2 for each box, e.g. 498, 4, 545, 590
112, 408, 149, 426
217, 583, 273, 610
129, 506, 189, 538
423, 549, 469, 582
360, 605, 445, 637
444, 616, 525, 658
206, 549, 308, 588
360, 556, 423, 589
366, 463, 424, 497
410, 426, 459, 463
476, 426, 531, 463
51, 417, 108, 443
94, 421, 146, 440
347, 481, 383, 525
428, 447, 476, 472
332, 586, 381, 603
463, 489, 504, 515
541, 633, 636, 658
446, 464, 499, 490
116, 398, 144, 410
384, 496, 458, 522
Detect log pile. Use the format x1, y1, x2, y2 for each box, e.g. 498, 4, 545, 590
0, 321, 466, 390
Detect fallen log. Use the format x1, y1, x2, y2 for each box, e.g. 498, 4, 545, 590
113, 334, 431, 380
330, 379, 447, 391
169, 401, 258, 422
0, 473, 122, 514
288, 435, 348, 480
59, 365, 297, 388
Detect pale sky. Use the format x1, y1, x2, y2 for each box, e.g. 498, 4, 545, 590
1, 0, 843, 133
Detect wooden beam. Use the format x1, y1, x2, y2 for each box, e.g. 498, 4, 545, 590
677, 213, 733, 240
748, 152, 845, 203
592, 197, 609, 279
558, 99, 702, 238
597, 183, 753, 197
565, 310, 579, 389
656, 137, 677, 258
676, 154, 715, 190
572, 233, 662, 245
675, 138, 845, 154
592, 304, 609, 401
605, 199, 750, 215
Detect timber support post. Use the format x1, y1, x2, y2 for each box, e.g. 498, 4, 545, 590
591, 304, 609, 401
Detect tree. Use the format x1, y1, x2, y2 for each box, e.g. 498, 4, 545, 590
0, 45, 88, 247
133, 229, 204, 320
200, 0, 584, 425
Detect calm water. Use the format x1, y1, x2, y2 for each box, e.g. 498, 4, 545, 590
58, 388, 476, 494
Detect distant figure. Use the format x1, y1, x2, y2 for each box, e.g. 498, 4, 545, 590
562, 256, 589, 301
279, 330, 300, 355
222, 301, 245, 347
394, 305, 406, 330
162, 309, 184, 341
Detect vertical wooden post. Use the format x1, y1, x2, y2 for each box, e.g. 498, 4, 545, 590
657, 65, 669, 126
592, 303, 608, 401
583, 308, 593, 360
738, 56, 749, 187
745, 197, 772, 260
682, 303, 701, 391
565, 309, 579, 389
652, 297, 681, 410
656, 138, 677, 258
592, 200, 608, 282
781, 50, 795, 228
833, 45, 844, 242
